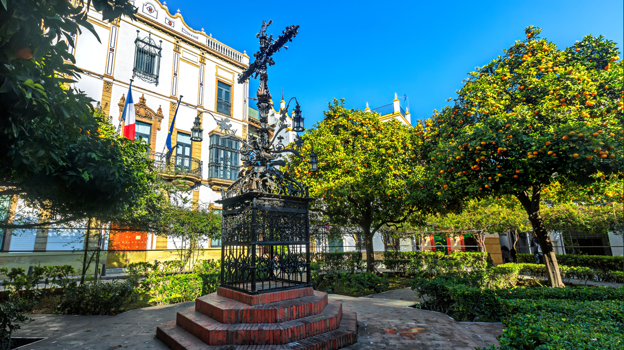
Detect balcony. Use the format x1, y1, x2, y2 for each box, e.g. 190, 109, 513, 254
152, 152, 202, 186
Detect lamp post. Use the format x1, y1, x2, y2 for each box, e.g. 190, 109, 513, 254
216, 20, 316, 295
292, 103, 304, 132
190, 112, 203, 142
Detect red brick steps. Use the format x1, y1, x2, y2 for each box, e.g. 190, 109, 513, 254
196, 291, 329, 324
178, 301, 342, 345
156, 287, 357, 350
156, 310, 358, 350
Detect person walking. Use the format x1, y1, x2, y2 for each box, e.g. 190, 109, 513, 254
530, 234, 543, 264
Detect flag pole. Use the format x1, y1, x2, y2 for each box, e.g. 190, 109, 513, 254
164, 95, 183, 162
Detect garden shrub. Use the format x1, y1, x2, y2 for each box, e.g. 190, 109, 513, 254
311, 252, 363, 273
0, 300, 32, 350
127, 260, 212, 305
383, 251, 487, 276
517, 253, 623, 271
193, 259, 220, 295
412, 271, 624, 322
55, 279, 138, 315
506, 262, 624, 284
147, 274, 203, 305
314, 270, 389, 296
481, 265, 520, 289
483, 300, 624, 350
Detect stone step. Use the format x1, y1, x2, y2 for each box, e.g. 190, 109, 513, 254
156, 310, 358, 350
217, 287, 314, 306
177, 301, 343, 346
196, 291, 328, 324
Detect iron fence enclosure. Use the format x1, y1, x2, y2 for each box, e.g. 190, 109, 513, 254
218, 192, 313, 294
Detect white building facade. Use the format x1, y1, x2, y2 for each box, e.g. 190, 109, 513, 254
73, 0, 251, 208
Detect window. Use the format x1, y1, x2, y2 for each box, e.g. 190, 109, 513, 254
136, 121, 151, 146
209, 134, 239, 180
176, 133, 192, 171
217, 81, 231, 116
210, 238, 221, 248
133, 33, 162, 86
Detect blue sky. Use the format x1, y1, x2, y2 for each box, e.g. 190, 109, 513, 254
173, 0, 623, 127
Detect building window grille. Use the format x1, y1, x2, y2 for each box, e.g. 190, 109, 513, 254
136, 121, 151, 147
175, 133, 192, 171
217, 81, 232, 116
133, 31, 162, 86
209, 134, 239, 180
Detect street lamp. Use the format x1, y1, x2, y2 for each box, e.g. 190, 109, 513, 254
292, 103, 304, 132
190, 112, 203, 142
309, 147, 318, 172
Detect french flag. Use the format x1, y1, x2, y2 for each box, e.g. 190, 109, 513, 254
121, 83, 136, 140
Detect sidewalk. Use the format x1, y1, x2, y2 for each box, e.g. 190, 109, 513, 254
13, 288, 502, 350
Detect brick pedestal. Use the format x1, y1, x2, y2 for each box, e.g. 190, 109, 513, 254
156, 287, 358, 350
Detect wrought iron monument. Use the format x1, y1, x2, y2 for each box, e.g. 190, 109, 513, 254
216, 20, 316, 294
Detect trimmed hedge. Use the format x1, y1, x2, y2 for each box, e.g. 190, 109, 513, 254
517, 253, 623, 271
486, 299, 624, 349
311, 252, 363, 273
502, 262, 624, 284
412, 275, 624, 322
383, 251, 487, 276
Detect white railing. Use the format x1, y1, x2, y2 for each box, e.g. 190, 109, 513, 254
206, 37, 244, 63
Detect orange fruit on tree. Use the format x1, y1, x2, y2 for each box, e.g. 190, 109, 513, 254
573, 153, 579, 158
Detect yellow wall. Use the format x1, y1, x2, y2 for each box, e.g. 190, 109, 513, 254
0, 251, 106, 278
106, 249, 221, 268
0, 249, 222, 277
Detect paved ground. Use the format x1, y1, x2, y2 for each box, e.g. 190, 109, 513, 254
13, 288, 502, 350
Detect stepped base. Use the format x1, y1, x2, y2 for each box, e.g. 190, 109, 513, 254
156, 287, 357, 350
157, 310, 358, 350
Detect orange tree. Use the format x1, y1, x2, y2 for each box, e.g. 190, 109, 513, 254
285, 99, 448, 272
426, 26, 623, 287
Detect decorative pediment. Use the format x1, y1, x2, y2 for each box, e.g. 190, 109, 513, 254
118, 93, 164, 131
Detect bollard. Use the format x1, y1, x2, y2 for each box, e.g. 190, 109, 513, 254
101, 263, 106, 277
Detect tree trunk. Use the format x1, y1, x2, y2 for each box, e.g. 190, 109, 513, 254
363, 224, 375, 273
516, 186, 565, 288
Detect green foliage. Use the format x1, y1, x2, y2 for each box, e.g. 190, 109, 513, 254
427, 27, 623, 200
311, 252, 363, 273
517, 253, 623, 271
0, 299, 31, 350
426, 26, 623, 287
147, 274, 203, 305
505, 262, 624, 283
127, 260, 217, 305
490, 300, 624, 349
55, 279, 138, 316
0, 265, 75, 301
285, 99, 447, 271
0, 0, 155, 229
414, 275, 623, 322
315, 270, 389, 296
383, 251, 487, 276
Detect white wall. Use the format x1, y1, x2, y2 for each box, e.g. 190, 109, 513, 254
608, 232, 623, 256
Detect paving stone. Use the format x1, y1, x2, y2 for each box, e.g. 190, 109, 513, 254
14, 288, 502, 350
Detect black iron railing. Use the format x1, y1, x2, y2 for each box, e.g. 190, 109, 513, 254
152, 152, 202, 179
218, 193, 313, 294
132, 33, 162, 86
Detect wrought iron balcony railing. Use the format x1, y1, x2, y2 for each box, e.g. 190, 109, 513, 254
152, 152, 202, 180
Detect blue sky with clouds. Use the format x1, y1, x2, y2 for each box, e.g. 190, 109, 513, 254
172, 0, 623, 127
